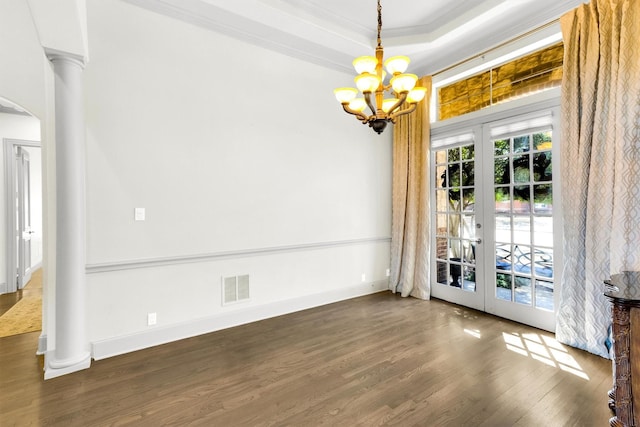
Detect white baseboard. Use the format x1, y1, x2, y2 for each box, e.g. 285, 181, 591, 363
92, 280, 388, 360
37, 333, 47, 355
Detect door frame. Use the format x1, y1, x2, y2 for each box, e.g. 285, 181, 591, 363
3, 138, 41, 293
430, 91, 562, 331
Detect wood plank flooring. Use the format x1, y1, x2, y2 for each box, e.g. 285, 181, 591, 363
0, 292, 613, 426
0, 269, 43, 337
0, 269, 42, 317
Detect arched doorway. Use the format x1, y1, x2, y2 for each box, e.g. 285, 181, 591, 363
0, 97, 43, 339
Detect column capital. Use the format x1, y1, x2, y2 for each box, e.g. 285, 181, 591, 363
44, 47, 86, 69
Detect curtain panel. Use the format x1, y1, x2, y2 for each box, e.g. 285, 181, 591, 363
556, 0, 640, 358
389, 76, 432, 299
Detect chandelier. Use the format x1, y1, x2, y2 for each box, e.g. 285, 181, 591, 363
333, 0, 426, 134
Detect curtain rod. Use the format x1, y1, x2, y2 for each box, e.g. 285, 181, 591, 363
432, 18, 561, 77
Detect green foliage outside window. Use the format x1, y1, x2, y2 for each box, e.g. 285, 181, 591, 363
496, 273, 511, 290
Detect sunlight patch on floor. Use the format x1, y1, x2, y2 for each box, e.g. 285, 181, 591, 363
464, 328, 482, 339
502, 332, 589, 380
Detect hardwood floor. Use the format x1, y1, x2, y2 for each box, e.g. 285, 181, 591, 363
0, 269, 42, 337
0, 269, 42, 317
0, 289, 24, 317
0, 292, 612, 426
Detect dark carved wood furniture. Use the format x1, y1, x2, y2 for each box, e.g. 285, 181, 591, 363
605, 271, 640, 427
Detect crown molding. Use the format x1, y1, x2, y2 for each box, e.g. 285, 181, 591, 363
121, 0, 586, 77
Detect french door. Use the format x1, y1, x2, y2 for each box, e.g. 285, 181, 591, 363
431, 131, 485, 311
430, 107, 560, 331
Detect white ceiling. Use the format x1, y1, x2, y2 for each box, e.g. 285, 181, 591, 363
0, 1, 585, 118
126, 0, 582, 75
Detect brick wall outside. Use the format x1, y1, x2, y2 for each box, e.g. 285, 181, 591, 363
436, 230, 448, 284
439, 43, 564, 120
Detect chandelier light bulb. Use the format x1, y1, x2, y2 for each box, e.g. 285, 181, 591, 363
391, 73, 418, 93
334, 87, 358, 103
355, 73, 381, 93
407, 87, 428, 103
384, 56, 410, 75
349, 98, 367, 112
353, 56, 378, 74
382, 98, 400, 113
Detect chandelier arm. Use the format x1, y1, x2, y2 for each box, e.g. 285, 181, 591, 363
389, 102, 418, 122
363, 92, 378, 116
340, 104, 369, 122
386, 92, 408, 116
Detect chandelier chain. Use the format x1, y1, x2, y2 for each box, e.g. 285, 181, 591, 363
377, 0, 382, 48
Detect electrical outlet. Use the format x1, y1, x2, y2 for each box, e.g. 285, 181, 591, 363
361, 273, 366, 282
386, 268, 390, 277
135, 208, 146, 221
147, 312, 157, 326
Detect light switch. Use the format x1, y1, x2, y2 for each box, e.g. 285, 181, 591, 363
134, 208, 146, 221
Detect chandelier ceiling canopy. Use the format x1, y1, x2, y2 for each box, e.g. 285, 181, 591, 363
333, 0, 426, 134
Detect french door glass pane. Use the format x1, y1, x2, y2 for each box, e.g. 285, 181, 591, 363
434, 143, 476, 292
492, 130, 554, 311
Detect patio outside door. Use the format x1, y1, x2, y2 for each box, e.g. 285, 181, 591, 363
431, 108, 559, 332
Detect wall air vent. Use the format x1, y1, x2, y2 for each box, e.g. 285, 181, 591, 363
222, 274, 250, 305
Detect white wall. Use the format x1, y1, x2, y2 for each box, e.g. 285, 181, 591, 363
0, 0, 393, 364
85, 0, 392, 356
0, 2, 48, 120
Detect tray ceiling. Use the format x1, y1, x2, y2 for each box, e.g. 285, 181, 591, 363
126, 0, 584, 75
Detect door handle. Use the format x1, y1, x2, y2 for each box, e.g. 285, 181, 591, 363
470, 238, 482, 244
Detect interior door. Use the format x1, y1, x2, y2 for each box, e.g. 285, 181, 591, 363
17, 146, 32, 288
431, 129, 485, 311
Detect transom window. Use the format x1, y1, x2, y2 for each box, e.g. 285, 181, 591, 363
438, 42, 563, 120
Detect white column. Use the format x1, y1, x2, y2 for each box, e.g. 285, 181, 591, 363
45, 51, 91, 379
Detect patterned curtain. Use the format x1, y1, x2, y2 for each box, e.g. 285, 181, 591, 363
556, 0, 640, 358
389, 76, 432, 299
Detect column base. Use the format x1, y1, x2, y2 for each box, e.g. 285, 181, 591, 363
44, 351, 91, 380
